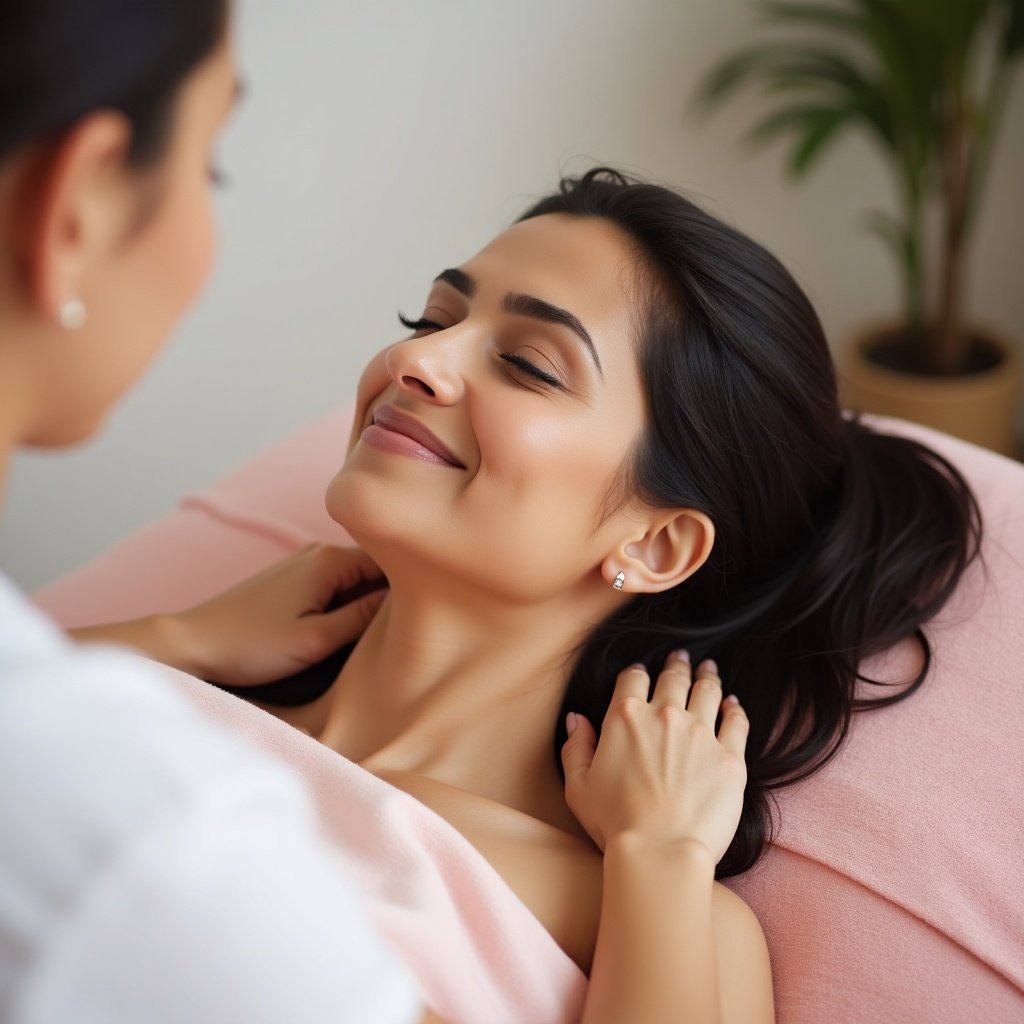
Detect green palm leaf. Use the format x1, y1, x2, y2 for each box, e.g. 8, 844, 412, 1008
693, 0, 1023, 369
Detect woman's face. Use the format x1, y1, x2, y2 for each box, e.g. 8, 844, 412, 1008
327, 213, 652, 602
24, 35, 240, 445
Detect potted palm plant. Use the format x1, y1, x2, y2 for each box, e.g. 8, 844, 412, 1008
695, 0, 1023, 454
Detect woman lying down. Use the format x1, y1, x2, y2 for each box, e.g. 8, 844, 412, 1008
84, 168, 979, 1023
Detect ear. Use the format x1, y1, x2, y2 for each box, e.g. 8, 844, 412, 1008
601, 508, 714, 594
25, 111, 134, 326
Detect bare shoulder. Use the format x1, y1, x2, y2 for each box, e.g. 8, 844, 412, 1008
374, 770, 603, 972
712, 882, 776, 1024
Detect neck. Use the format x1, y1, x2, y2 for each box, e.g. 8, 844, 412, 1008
319, 563, 616, 832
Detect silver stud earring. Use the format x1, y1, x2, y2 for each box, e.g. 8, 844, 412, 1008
612, 570, 626, 590
59, 299, 87, 331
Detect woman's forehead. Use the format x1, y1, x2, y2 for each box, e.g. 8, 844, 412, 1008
457, 214, 642, 350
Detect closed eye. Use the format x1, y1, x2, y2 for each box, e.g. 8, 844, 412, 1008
398, 313, 563, 389
398, 312, 445, 333
499, 352, 563, 389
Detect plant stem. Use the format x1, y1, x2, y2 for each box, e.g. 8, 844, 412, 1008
934, 79, 971, 373
963, 54, 1011, 243
904, 184, 925, 335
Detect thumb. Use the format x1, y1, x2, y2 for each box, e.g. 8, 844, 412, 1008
560, 712, 597, 788
318, 588, 387, 648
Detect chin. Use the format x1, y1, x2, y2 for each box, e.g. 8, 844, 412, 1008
324, 461, 396, 548
323, 458, 457, 590
23, 409, 107, 448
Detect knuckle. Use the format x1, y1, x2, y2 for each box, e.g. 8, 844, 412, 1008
691, 679, 720, 698
656, 703, 684, 726
613, 696, 645, 722
686, 717, 708, 741
563, 770, 587, 799
298, 624, 331, 660
725, 702, 748, 722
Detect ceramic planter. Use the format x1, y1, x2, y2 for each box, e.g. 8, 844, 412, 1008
838, 323, 1021, 456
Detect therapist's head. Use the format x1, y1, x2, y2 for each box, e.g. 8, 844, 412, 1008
0, 1, 235, 446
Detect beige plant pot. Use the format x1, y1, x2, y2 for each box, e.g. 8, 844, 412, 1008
838, 323, 1021, 457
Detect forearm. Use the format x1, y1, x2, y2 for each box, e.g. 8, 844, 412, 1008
69, 614, 202, 675
581, 834, 721, 1024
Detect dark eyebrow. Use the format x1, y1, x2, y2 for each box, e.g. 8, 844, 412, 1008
433, 267, 602, 376
503, 292, 603, 376
434, 268, 476, 298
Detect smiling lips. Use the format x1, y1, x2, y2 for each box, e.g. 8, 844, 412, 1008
362, 405, 466, 469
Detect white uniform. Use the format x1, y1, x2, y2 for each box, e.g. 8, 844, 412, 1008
0, 572, 421, 1024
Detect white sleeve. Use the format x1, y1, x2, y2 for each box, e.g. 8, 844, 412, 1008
15, 799, 423, 1024
0, 644, 422, 1024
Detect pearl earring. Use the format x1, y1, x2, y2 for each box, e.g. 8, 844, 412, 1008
59, 299, 87, 331
612, 570, 626, 590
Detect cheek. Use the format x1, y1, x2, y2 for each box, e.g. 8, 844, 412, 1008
108, 186, 215, 407
159, 183, 216, 308
348, 348, 392, 447
478, 400, 622, 505
466, 403, 630, 569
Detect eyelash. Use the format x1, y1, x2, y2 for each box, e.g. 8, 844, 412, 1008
398, 313, 443, 332
497, 352, 562, 389
396, 312, 563, 390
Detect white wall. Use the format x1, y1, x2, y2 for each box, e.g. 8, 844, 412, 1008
2, 0, 1022, 591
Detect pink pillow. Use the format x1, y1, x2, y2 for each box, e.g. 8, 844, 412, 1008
34, 408, 1024, 1022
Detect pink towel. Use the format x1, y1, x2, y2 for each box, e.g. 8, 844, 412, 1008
724, 423, 1024, 1022
156, 665, 587, 1024
35, 406, 1024, 1022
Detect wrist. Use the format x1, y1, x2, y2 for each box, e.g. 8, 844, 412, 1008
69, 613, 203, 676
604, 832, 718, 874
154, 611, 208, 676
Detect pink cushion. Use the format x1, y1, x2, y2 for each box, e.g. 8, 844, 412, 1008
33, 407, 1024, 1022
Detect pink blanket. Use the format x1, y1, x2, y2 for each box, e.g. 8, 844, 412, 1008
153, 663, 587, 1023
35, 406, 1024, 1022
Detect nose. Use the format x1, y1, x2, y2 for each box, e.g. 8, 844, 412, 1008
384, 333, 465, 405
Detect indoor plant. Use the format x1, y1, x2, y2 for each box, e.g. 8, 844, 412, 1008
695, 0, 1023, 453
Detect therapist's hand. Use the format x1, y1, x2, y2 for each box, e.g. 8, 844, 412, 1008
71, 544, 386, 684
560, 653, 748, 865
173, 544, 386, 685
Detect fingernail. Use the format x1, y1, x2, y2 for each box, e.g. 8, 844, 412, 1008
566, 712, 579, 736
628, 662, 647, 672
700, 658, 719, 675
669, 649, 690, 664
723, 694, 739, 706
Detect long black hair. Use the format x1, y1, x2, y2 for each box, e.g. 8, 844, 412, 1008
525, 169, 982, 878
0, 0, 228, 166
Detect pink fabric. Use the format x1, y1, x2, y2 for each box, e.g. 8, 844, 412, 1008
34, 407, 1024, 1022
149, 662, 586, 1024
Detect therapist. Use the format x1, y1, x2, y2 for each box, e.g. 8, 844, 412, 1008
0, 3, 436, 1022
0, 3, 754, 1023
